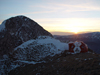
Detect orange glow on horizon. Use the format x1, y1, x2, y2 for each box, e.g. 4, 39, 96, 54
71, 30, 78, 34
69, 27, 80, 34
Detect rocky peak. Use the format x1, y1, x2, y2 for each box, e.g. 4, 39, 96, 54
0, 15, 52, 56
4, 15, 52, 41
5, 15, 35, 30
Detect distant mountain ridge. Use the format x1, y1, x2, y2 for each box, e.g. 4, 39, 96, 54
54, 32, 100, 54
0, 15, 52, 56
67, 32, 100, 40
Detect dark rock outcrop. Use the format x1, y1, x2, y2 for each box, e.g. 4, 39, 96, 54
0, 15, 52, 56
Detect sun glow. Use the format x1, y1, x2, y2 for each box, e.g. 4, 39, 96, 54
69, 28, 80, 34
71, 29, 78, 34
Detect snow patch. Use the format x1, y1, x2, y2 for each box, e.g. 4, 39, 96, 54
14, 39, 35, 50
14, 36, 69, 61
15, 60, 46, 64
15, 36, 69, 51
84, 59, 87, 61
37, 37, 69, 51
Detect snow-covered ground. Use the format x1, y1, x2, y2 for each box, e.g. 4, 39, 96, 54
0, 36, 69, 75
15, 36, 68, 51
13, 36, 69, 61
37, 36, 68, 51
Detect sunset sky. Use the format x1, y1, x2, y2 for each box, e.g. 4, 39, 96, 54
0, 0, 100, 35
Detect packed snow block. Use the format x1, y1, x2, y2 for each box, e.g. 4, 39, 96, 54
69, 41, 88, 53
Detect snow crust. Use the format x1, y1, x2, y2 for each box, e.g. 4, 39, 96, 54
14, 40, 35, 50
14, 36, 69, 61
15, 36, 68, 51
37, 36, 68, 51
15, 60, 46, 64
0, 20, 6, 32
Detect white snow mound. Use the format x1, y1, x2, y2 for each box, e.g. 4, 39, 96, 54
14, 36, 69, 61
37, 36, 68, 51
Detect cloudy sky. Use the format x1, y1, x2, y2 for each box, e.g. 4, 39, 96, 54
0, 0, 100, 35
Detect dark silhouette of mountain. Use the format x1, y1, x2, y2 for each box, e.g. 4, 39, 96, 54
54, 32, 100, 54
0, 15, 52, 56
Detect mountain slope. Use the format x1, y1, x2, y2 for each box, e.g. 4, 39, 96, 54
0, 36, 69, 75
9, 52, 100, 75
0, 15, 52, 56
